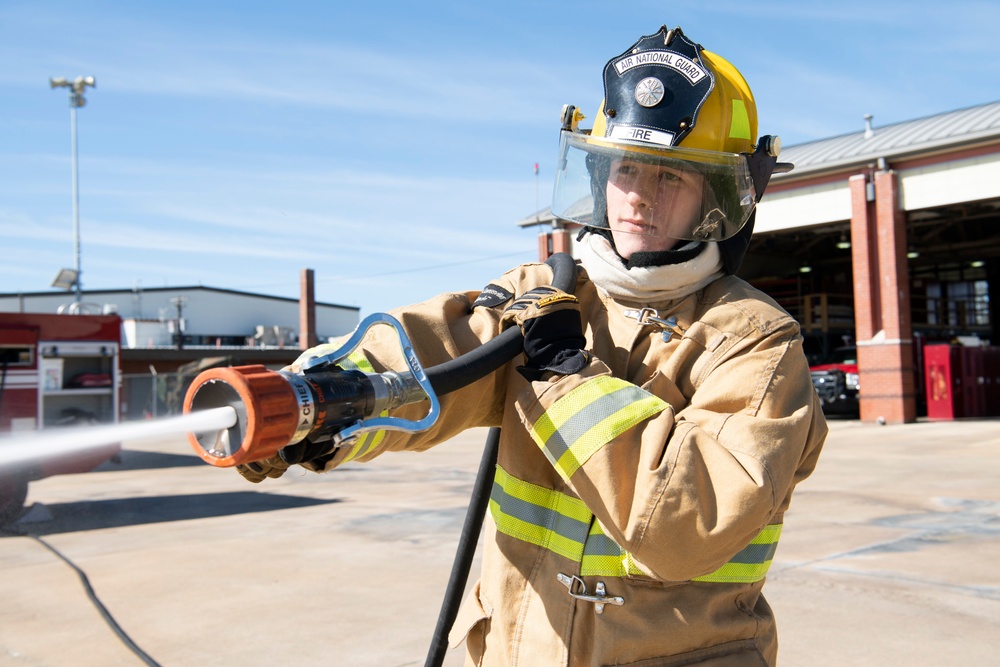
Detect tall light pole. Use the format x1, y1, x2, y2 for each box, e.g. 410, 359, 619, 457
49, 75, 96, 303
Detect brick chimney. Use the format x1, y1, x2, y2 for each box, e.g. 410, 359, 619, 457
299, 268, 318, 350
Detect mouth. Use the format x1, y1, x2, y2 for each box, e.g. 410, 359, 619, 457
615, 218, 654, 235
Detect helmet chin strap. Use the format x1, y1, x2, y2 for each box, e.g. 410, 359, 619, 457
626, 241, 705, 269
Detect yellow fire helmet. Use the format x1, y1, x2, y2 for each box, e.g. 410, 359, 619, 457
552, 26, 789, 272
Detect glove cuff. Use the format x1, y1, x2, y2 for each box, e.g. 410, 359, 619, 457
517, 349, 590, 381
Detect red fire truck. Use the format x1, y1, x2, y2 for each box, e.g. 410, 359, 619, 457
0, 313, 122, 524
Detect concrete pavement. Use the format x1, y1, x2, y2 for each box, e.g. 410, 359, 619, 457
1, 417, 998, 666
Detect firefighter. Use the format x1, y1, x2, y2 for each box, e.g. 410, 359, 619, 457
242, 25, 827, 666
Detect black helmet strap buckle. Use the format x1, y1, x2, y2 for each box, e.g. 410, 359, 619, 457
746, 135, 791, 202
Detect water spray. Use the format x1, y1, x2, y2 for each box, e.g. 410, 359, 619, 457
0, 407, 237, 470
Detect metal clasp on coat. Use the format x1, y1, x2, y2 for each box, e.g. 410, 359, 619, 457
623, 307, 686, 342
556, 573, 624, 614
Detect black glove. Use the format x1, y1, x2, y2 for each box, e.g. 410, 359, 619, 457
277, 437, 338, 467
235, 438, 337, 483
501, 286, 589, 381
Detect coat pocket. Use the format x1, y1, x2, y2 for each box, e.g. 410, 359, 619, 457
448, 579, 493, 664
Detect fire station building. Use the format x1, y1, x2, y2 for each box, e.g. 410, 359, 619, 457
525, 100, 1000, 424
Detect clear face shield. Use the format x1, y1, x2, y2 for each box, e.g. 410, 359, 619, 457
551, 132, 758, 246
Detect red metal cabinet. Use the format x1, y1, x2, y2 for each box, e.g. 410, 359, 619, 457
924, 344, 998, 420
925, 344, 960, 420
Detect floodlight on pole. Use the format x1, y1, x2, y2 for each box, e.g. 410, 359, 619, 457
49, 75, 96, 303
51, 268, 79, 291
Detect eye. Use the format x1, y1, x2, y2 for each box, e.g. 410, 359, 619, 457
658, 169, 683, 183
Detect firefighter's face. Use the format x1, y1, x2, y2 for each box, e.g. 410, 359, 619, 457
605, 158, 705, 259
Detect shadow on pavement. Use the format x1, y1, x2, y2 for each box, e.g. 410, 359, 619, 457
96, 449, 204, 472
4, 492, 340, 536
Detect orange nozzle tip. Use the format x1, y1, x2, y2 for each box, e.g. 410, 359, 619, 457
183, 365, 301, 467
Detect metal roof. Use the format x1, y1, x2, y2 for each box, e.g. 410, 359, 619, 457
774, 99, 1000, 179
516, 205, 557, 228
0, 284, 358, 310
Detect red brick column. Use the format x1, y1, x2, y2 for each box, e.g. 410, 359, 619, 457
848, 171, 917, 423
552, 227, 572, 255
849, 175, 879, 341
537, 232, 550, 261
537, 227, 572, 261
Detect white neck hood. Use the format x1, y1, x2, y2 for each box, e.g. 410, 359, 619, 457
578, 233, 724, 305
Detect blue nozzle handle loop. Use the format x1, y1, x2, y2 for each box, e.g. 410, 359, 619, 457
300, 312, 440, 445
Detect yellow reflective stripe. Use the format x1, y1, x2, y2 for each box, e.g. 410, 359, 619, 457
341, 422, 386, 463
529, 376, 667, 481
332, 351, 384, 462
489, 465, 592, 562
729, 99, 752, 140
582, 522, 783, 583
489, 471, 782, 584
337, 351, 375, 373
580, 520, 645, 577
693, 524, 783, 583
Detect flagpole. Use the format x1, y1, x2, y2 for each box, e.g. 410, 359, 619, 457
534, 162, 539, 222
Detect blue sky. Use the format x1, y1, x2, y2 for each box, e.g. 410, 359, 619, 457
2, 1, 999, 316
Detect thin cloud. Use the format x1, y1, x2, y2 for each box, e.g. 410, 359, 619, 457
0, 8, 560, 126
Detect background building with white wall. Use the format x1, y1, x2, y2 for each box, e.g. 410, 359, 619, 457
0, 284, 358, 349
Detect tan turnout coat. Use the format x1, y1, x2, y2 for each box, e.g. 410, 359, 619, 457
295, 260, 827, 666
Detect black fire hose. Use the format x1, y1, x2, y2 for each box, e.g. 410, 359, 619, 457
423, 252, 577, 667
424, 253, 576, 394
424, 250, 577, 398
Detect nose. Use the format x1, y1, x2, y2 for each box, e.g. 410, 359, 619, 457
626, 189, 647, 207
625, 176, 655, 208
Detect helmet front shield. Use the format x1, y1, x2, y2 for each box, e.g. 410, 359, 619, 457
552, 131, 758, 243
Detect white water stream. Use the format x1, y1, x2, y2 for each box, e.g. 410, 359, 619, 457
0, 407, 237, 468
